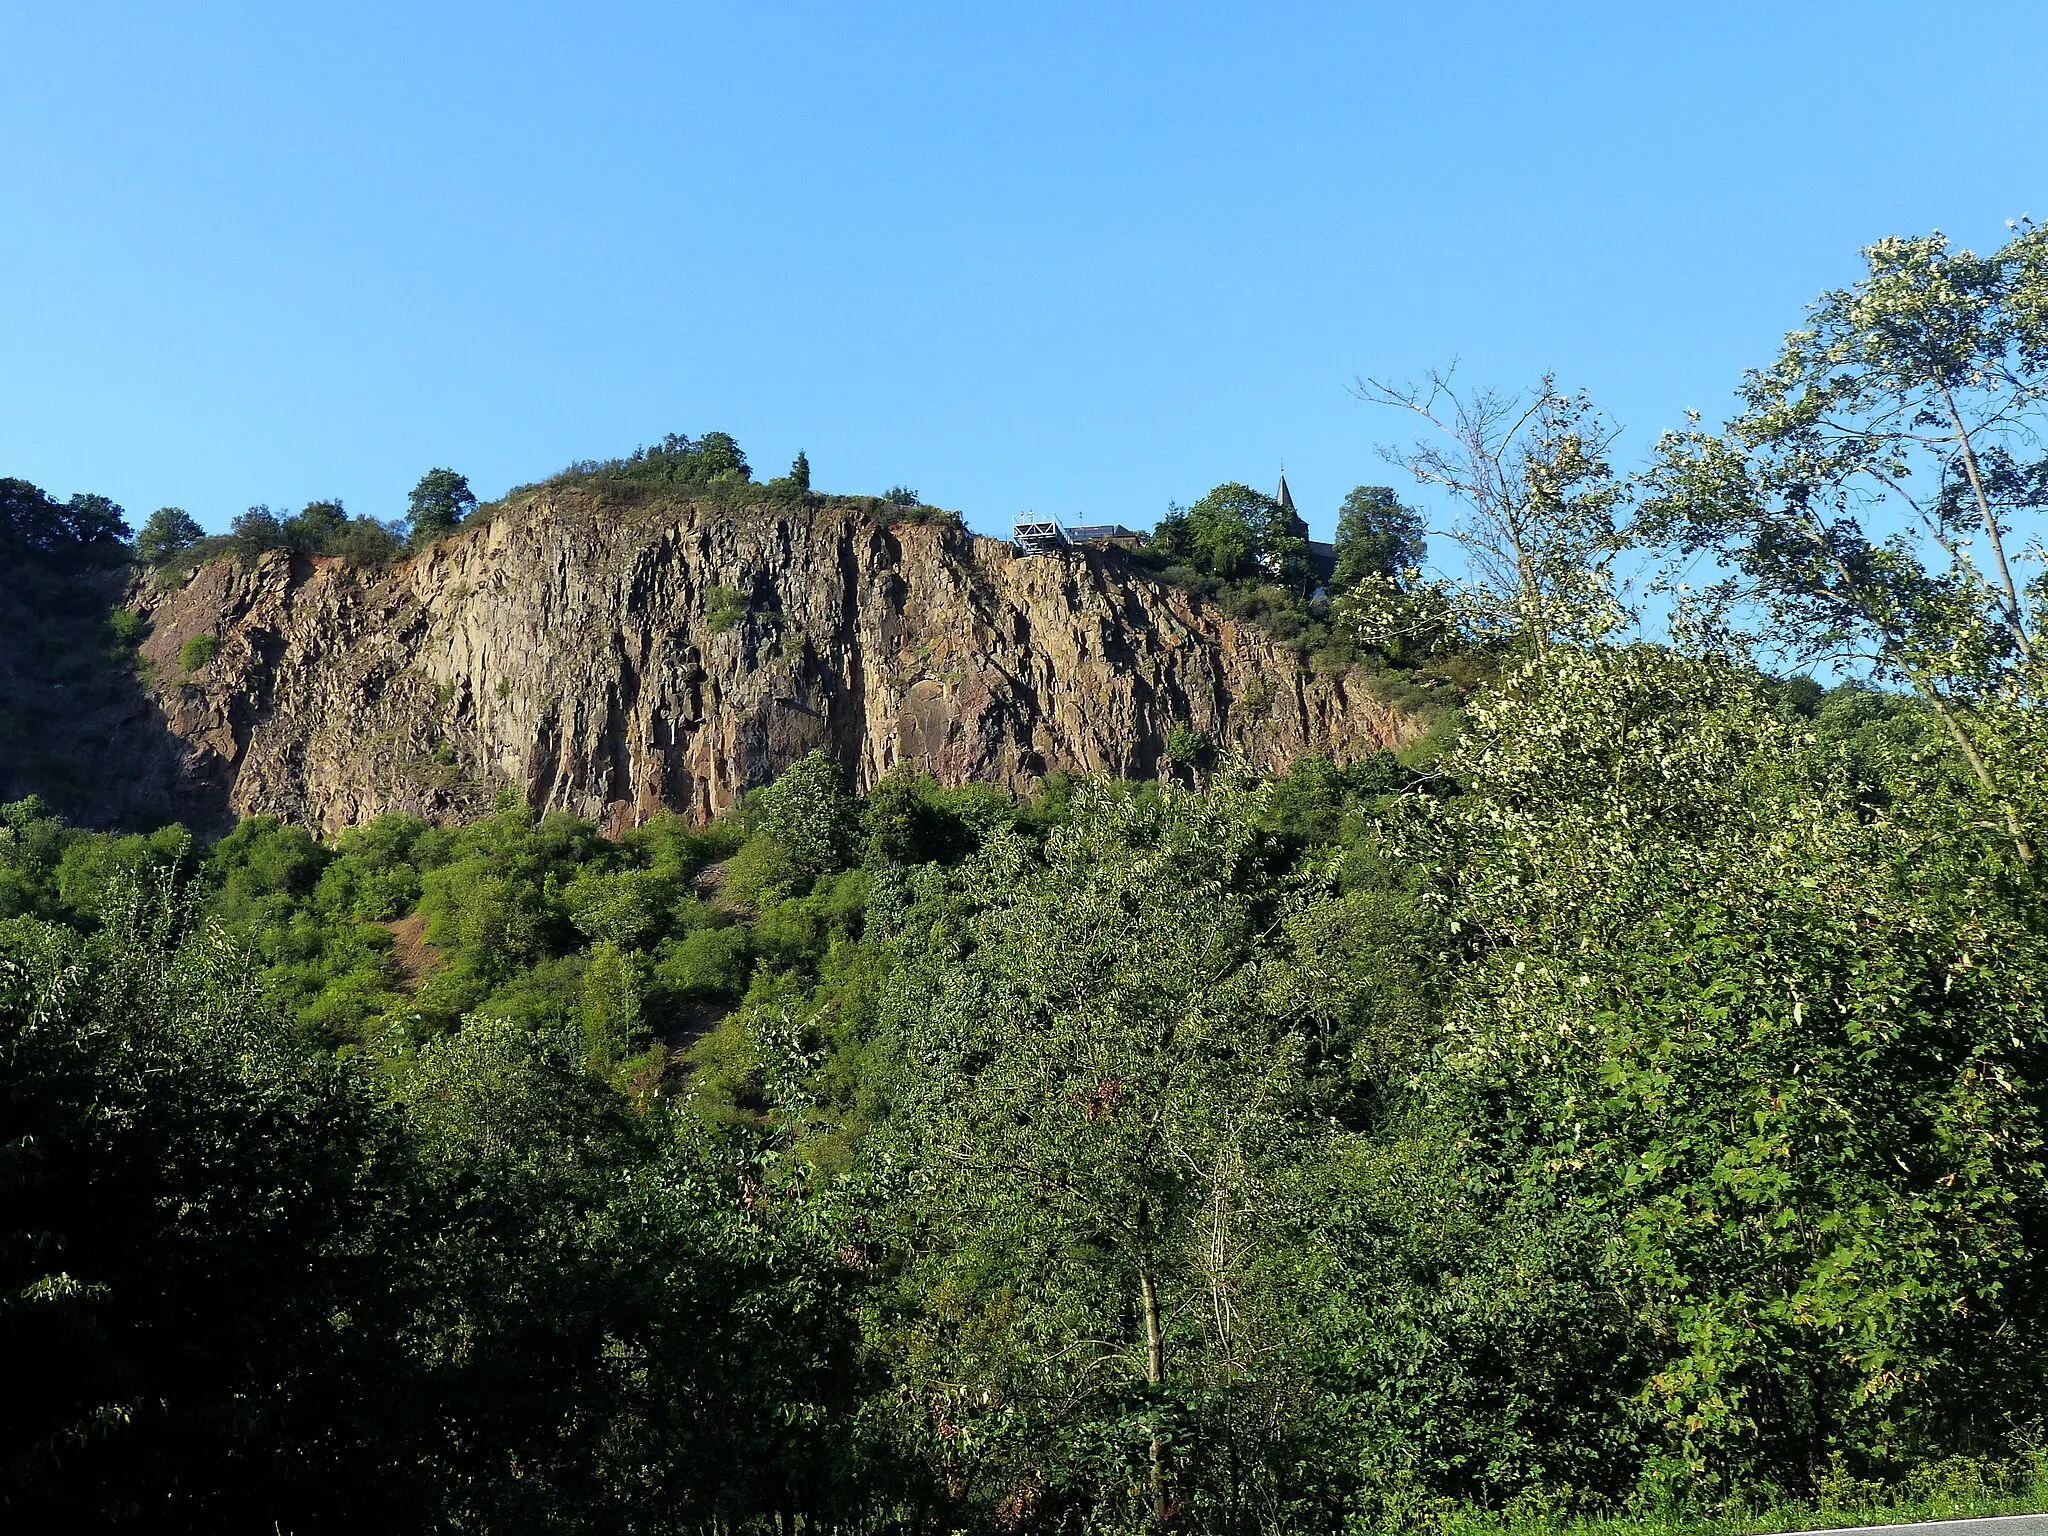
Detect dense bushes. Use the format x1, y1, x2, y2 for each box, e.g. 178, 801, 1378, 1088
0, 871, 880, 1533
7, 654, 2048, 1529
228, 499, 405, 566
530, 430, 969, 530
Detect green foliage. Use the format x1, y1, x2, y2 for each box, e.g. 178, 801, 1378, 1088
703, 581, 748, 633
0, 875, 878, 1531
748, 749, 859, 881
1163, 719, 1209, 764
1170, 480, 1306, 585
229, 499, 404, 566
329, 513, 404, 565
1333, 484, 1427, 589
134, 506, 204, 566
11, 641, 2048, 1529
177, 632, 218, 672
860, 767, 1009, 868
403, 467, 476, 551
551, 429, 754, 493
877, 780, 1348, 1526
1133, 477, 1471, 706
0, 478, 130, 554
1373, 646, 2048, 1503
106, 606, 144, 650
1641, 225, 2048, 861
16, 227, 2048, 1528
1363, 371, 1627, 655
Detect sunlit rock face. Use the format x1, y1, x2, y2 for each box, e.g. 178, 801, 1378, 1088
133, 491, 1416, 834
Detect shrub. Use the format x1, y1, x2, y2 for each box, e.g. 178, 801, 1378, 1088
107, 609, 144, 649
703, 584, 748, 634
654, 924, 754, 1001
228, 502, 403, 565
329, 516, 403, 568
750, 751, 858, 878
1164, 721, 1209, 764
178, 633, 218, 673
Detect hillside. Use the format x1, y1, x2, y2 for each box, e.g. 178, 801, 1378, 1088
106, 488, 1416, 834
0, 511, 207, 831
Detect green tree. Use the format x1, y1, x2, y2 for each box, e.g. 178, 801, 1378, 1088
1390, 644, 2048, 1498
1185, 482, 1275, 580
1642, 225, 2048, 861
0, 478, 65, 550
0, 480, 129, 552
751, 750, 858, 881
1150, 502, 1193, 562
693, 431, 750, 481
404, 468, 477, 551
135, 506, 204, 566
284, 499, 348, 554
59, 492, 130, 547
790, 450, 811, 492
1360, 370, 1625, 655
1331, 485, 1426, 590
229, 505, 288, 559
882, 781, 1320, 1527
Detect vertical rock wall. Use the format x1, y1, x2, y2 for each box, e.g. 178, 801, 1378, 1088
130, 492, 1417, 833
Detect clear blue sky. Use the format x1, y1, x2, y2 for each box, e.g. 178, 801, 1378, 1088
3, 3, 2042, 549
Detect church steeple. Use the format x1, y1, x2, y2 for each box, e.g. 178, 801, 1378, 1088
1276, 472, 1295, 513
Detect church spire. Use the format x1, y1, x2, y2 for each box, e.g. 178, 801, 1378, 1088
1276, 472, 1295, 513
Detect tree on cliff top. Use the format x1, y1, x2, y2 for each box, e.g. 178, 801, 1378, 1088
405, 469, 477, 551
1332, 485, 1426, 591
136, 507, 204, 567
0, 479, 130, 555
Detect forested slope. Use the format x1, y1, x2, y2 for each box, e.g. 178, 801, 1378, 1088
8, 651, 2048, 1533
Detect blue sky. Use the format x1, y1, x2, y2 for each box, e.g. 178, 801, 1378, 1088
2, 3, 2042, 550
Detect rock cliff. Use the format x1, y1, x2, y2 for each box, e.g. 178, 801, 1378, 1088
123, 491, 1416, 834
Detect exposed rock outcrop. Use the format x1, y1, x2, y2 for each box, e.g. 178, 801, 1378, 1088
126, 492, 1417, 834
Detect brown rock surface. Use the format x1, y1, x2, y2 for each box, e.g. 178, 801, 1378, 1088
126, 491, 1418, 834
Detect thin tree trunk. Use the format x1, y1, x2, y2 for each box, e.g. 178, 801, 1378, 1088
1919, 681, 2035, 863
1140, 1266, 1168, 1529
1814, 529, 2037, 865
1941, 384, 2037, 664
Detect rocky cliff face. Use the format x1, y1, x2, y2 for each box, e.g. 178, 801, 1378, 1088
126, 491, 1416, 834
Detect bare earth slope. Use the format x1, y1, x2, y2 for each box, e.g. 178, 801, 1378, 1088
129, 490, 1416, 834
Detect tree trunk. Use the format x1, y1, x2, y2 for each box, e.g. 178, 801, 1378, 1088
1140, 1265, 1168, 1528
1919, 682, 2036, 863
1941, 384, 2037, 664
